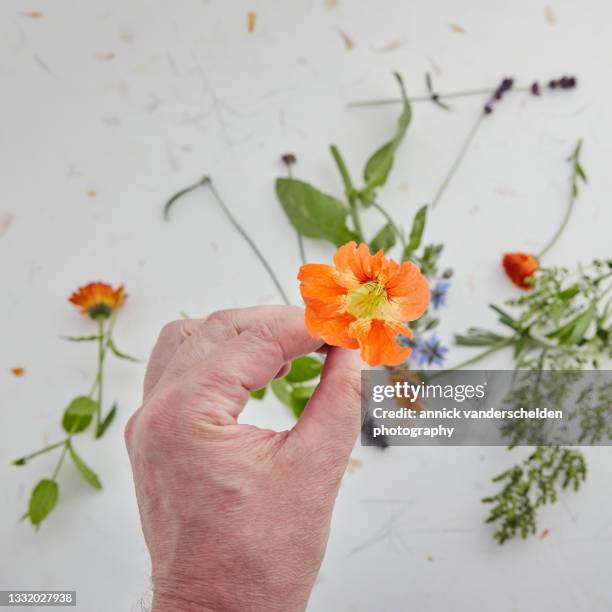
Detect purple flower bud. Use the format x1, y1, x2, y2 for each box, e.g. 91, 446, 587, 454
281, 153, 297, 166
484, 103, 493, 114
549, 79, 558, 89
530, 81, 541, 96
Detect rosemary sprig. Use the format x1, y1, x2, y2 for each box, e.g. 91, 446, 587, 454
483, 446, 587, 544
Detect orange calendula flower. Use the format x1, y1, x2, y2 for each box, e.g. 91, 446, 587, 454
69, 282, 125, 320
502, 252, 538, 290
298, 242, 429, 366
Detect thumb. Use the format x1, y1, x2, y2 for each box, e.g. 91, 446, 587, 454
290, 347, 363, 460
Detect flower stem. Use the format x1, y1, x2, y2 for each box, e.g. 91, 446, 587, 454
371, 202, 406, 247
330, 145, 364, 241
536, 140, 584, 260
51, 442, 69, 480
348, 85, 531, 108
164, 176, 290, 305
11, 439, 68, 465
431, 114, 484, 209
94, 318, 106, 437
449, 338, 513, 370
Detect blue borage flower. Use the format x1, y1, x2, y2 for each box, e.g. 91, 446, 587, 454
430, 281, 450, 310
412, 333, 449, 367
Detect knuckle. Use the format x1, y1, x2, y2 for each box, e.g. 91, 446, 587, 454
245, 322, 285, 361
123, 411, 138, 449
204, 309, 234, 329
157, 320, 183, 343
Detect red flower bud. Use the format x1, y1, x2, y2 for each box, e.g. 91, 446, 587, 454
502, 253, 538, 290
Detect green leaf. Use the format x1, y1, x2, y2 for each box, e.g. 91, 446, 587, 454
362, 72, 411, 199
62, 396, 98, 434
250, 387, 267, 400
402, 205, 427, 259
369, 223, 396, 253
68, 443, 102, 490
107, 338, 140, 362
28, 479, 59, 528
61, 335, 103, 342
454, 328, 506, 347
289, 385, 317, 419
558, 285, 580, 301
489, 304, 519, 330
285, 356, 323, 383
567, 306, 596, 344
275, 178, 357, 247
270, 378, 292, 407
575, 162, 587, 183
96, 404, 117, 438
549, 306, 596, 345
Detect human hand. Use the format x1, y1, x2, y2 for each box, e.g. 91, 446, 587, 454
125, 306, 363, 612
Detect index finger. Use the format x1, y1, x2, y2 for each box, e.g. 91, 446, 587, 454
157, 306, 324, 412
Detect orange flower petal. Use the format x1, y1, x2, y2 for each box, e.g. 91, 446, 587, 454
69, 282, 126, 318
300, 242, 429, 366
386, 261, 430, 320
305, 308, 358, 349
348, 319, 412, 366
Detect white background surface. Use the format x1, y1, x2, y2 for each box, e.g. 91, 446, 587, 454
1, 1, 611, 610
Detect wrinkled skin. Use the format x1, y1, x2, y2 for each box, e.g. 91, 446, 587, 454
125, 306, 363, 612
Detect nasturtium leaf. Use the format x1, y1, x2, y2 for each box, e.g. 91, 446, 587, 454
361, 72, 412, 202
68, 443, 102, 490
62, 396, 98, 434
28, 479, 59, 528
285, 356, 322, 383
250, 387, 267, 400
270, 378, 293, 408
96, 403, 117, 438
402, 205, 427, 260
275, 178, 357, 247
369, 223, 396, 253
107, 338, 140, 362
289, 385, 317, 419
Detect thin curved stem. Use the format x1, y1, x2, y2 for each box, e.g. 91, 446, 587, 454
536, 196, 576, 260
431, 114, 484, 209
330, 145, 364, 241
206, 178, 291, 305
164, 176, 290, 305
537, 140, 584, 260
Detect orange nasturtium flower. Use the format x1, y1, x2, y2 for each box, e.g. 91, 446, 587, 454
502, 252, 539, 290
69, 282, 126, 319
298, 242, 429, 366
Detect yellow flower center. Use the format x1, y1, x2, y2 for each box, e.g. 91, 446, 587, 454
346, 281, 389, 320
